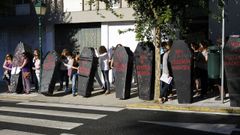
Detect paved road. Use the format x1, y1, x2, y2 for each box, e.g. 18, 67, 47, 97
0, 100, 239, 135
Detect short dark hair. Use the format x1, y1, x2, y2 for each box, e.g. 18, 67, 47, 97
98, 46, 107, 54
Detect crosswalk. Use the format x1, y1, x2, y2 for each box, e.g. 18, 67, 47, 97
0, 101, 124, 135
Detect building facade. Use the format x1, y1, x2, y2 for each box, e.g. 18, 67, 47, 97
0, 0, 138, 78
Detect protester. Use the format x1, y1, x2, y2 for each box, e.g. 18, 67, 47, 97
159, 42, 172, 104
67, 52, 74, 80
199, 40, 208, 61
69, 54, 80, 96
32, 49, 40, 91
19, 52, 31, 94
97, 46, 111, 95
191, 42, 208, 98
199, 40, 209, 98
59, 49, 70, 92
2, 54, 13, 92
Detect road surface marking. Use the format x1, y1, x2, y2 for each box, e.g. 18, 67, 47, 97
0, 129, 45, 135
0, 106, 106, 120
0, 115, 82, 130
18, 102, 124, 112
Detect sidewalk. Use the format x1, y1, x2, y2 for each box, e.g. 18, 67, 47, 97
0, 81, 240, 115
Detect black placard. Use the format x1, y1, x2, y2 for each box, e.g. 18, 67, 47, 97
134, 42, 155, 100
169, 40, 192, 103
40, 51, 59, 94
114, 46, 133, 99
224, 35, 240, 107
10, 42, 32, 93
78, 47, 98, 97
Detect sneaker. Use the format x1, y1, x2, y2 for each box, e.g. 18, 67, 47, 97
104, 90, 110, 95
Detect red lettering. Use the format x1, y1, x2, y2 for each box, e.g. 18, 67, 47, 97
115, 63, 127, 72
136, 65, 151, 70
224, 61, 240, 67
172, 59, 191, 65
175, 49, 184, 55
172, 65, 190, 70
137, 71, 151, 76
43, 55, 55, 70
224, 56, 240, 61
78, 67, 90, 76
230, 42, 240, 47
136, 65, 151, 76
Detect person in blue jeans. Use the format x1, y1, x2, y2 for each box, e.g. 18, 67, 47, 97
159, 42, 172, 103
68, 55, 80, 96
71, 72, 79, 96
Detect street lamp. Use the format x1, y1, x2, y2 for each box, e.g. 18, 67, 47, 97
35, 0, 46, 92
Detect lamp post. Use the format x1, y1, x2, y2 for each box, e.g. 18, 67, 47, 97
34, 0, 46, 92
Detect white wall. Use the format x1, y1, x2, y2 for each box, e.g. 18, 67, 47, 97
63, 0, 83, 12
101, 22, 138, 52
101, 21, 138, 83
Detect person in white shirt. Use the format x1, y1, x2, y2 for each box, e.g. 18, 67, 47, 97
97, 46, 111, 94
159, 43, 172, 103
32, 49, 41, 91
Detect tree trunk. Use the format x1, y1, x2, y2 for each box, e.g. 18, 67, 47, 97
154, 27, 161, 101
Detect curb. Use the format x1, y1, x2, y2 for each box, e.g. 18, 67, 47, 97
0, 94, 38, 101
126, 103, 240, 115
1, 93, 240, 115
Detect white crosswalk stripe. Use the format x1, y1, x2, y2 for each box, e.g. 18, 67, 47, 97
0, 129, 45, 135
0, 101, 122, 134
0, 106, 106, 120
18, 102, 124, 112
0, 115, 82, 130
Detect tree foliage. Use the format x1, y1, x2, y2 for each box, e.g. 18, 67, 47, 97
127, 0, 209, 41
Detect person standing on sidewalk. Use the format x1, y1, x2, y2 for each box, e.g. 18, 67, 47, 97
58, 49, 70, 93
32, 49, 40, 92
2, 54, 13, 92
96, 46, 111, 95
19, 52, 31, 94
159, 42, 172, 104
69, 54, 80, 96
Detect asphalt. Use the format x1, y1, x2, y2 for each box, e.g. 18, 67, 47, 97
0, 81, 240, 115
